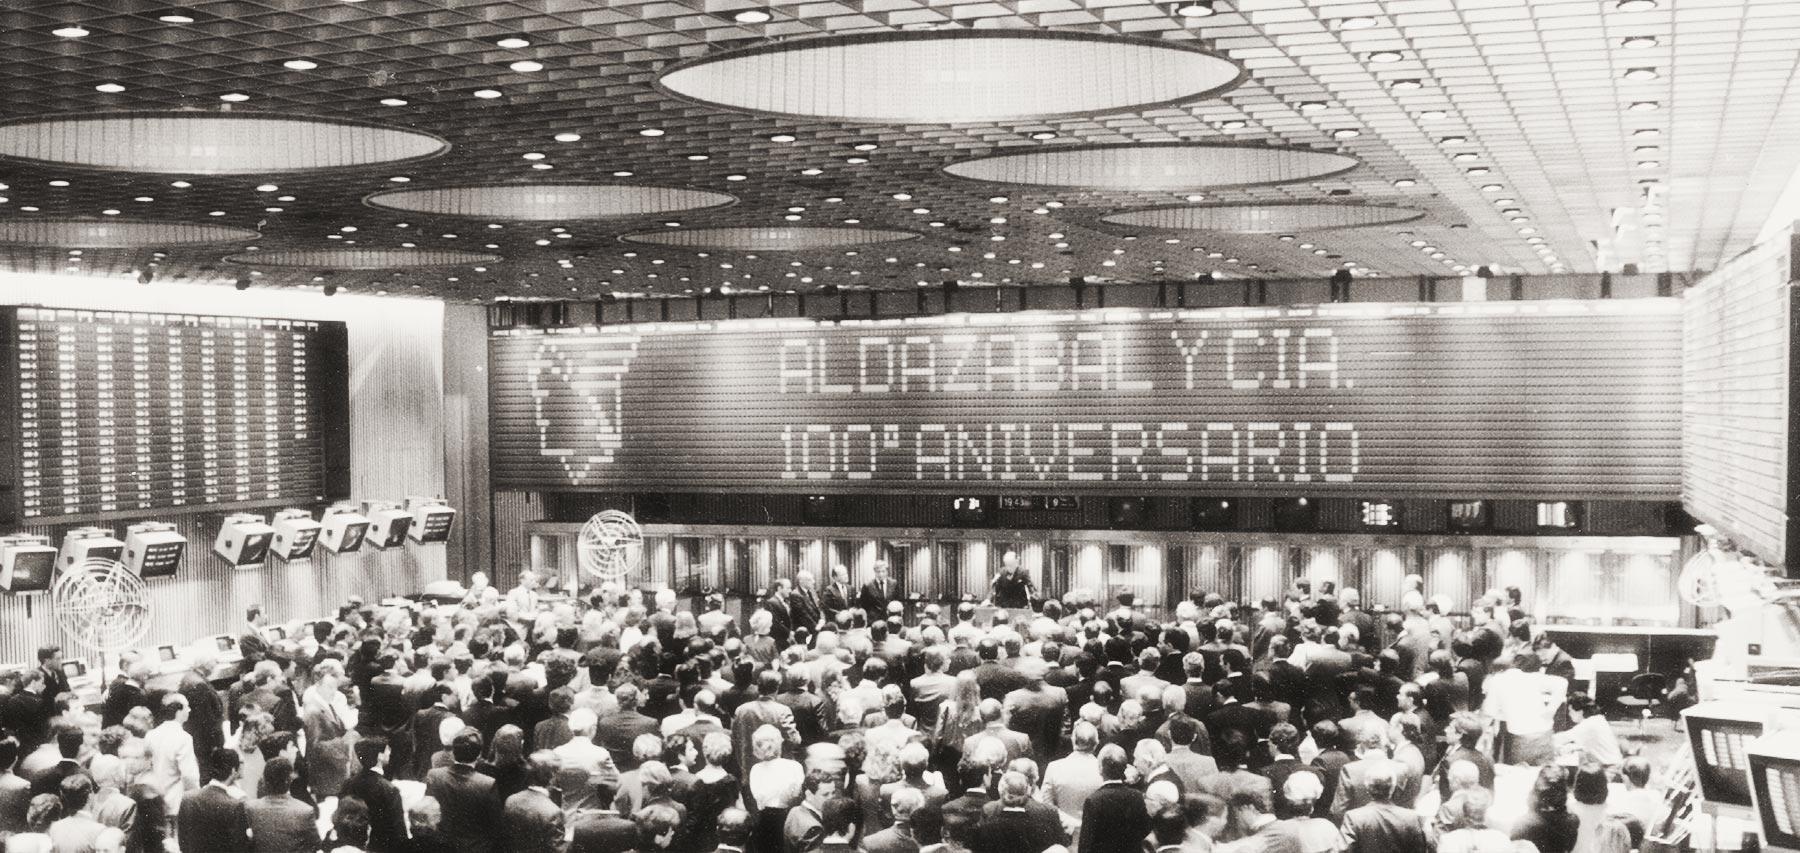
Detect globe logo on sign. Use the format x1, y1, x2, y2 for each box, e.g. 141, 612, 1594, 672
527, 335, 640, 485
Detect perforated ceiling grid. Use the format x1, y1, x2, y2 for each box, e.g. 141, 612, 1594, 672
0, 0, 1793, 300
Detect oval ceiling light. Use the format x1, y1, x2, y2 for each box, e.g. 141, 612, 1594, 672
619, 226, 921, 251
365, 183, 737, 220
223, 248, 501, 269
0, 219, 259, 247
942, 142, 1359, 191
733, 8, 772, 22
656, 31, 1245, 123
0, 112, 448, 174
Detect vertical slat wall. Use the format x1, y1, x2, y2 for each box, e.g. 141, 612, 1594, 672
442, 304, 492, 583
0, 279, 451, 665
1682, 229, 1800, 567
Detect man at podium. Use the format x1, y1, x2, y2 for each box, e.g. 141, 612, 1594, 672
988, 551, 1035, 610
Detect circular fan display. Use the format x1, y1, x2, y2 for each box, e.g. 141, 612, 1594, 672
364, 183, 737, 220
0, 112, 448, 174
1101, 203, 1426, 233
223, 248, 501, 269
0, 219, 259, 248
656, 31, 1245, 123
620, 226, 920, 251
1677, 548, 1729, 608
942, 143, 1360, 191
580, 510, 644, 582
53, 557, 152, 653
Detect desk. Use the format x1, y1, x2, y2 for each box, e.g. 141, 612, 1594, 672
1543, 625, 1714, 703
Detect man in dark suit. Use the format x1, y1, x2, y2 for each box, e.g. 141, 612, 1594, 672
1077, 746, 1149, 853
961, 700, 1031, 765
1340, 764, 1430, 853
177, 747, 252, 853
0, 737, 31, 839
569, 777, 637, 853
971, 640, 1029, 702
246, 757, 320, 853
360, 655, 415, 778
821, 565, 855, 627
773, 669, 828, 744
101, 654, 152, 729
463, 676, 515, 750
598, 684, 662, 772
424, 729, 503, 853
1178, 653, 1217, 720
411, 685, 458, 782
764, 579, 796, 647
976, 768, 1067, 853
179, 655, 228, 780
343, 736, 408, 853
858, 561, 896, 620
1001, 660, 1066, 763
35, 646, 70, 711
503, 751, 567, 853
862, 786, 925, 853
938, 765, 993, 835
790, 570, 825, 633
29, 725, 85, 796
784, 766, 841, 853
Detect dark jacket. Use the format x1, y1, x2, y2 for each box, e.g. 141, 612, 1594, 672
342, 768, 409, 853
176, 783, 252, 853
858, 579, 895, 619
1341, 802, 1431, 853
569, 811, 638, 853
101, 677, 149, 729
178, 672, 228, 777
245, 792, 320, 853
1076, 782, 1149, 853
425, 763, 503, 853
503, 787, 567, 853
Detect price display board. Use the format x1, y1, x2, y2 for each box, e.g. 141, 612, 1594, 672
491, 300, 1681, 500
0, 307, 351, 524
1683, 230, 1800, 567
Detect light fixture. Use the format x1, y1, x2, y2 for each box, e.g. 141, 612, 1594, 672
1439, 135, 1468, 145
1368, 50, 1404, 63
639, 128, 665, 137
1628, 100, 1660, 111
769, 134, 796, 142
1615, 0, 1657, 10
1297, 101, 1327, 113
220, 92, 250, 102
1418, 109, 1448, 120
1172, 0, 1215, 17
52, 25, 90, 38
1623, 67, 1659, 81
1332, 128, 1361, 139
95, 83, 125, 93
380, 97, 409, 106
1393, 178, 1417, 187
853, 142, 879, 152
733, 8, 773, 23
473, 89, 503, 99
509, 60, 544, 72
1031, 131, 1058, 140
283, 59, 318, 70
496, 36, 532, 49
1622, 35, 1658, 49
158, 12, 197, 23
1338, 16, 1378, 29
1480, 184, 1504, 192
1389, 79, 1423, 90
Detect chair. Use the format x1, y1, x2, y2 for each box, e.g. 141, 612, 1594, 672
1615, 671, 1669, 733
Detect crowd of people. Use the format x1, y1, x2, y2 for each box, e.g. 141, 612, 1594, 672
0, 562, 1669, 853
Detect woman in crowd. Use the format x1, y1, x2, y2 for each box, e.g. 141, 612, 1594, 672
1512, 766, 1581, 853
683, 732, 741, 853
746, 724, 804, 853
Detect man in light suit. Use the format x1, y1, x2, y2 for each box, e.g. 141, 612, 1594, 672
1040, 723, 1104, 831
973, 772, 1064, 853
46, 773, 107, 853
176, 748, 251, 853
144, 694, 200, 811
960, 700, 1030, 765
424, 728, 503, 853
1340, 764, 1430, 853
0, 737, 31, 838
503, 751, 567, 853
246, 757, 320, 853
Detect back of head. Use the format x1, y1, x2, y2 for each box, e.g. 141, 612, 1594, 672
208, 747, 240, 784
264, 756, 295, 795
1457, 787, 1495, 830
890, 785, 927, 819
1151, 804, 1187, 847
58, 772, 95, 814
1622, 757, 1652, 789
1098, 744, 1130, 781
1363, 761, 1397, 802
451, 727, 485, 764
717, 808, 751, 847
1572, 761, 1610, 806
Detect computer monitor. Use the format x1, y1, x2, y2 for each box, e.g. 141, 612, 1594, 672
1750, 732, 1800, 851
0, 535, 57, 592
1685, 700, 1770, 811
157, 645, 178, 663
215, 636, 236, 653
60, 660, 87, 680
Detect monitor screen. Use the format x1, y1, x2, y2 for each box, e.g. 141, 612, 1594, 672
4, 549, 55, 592
157, 645, 177, 662
60, 660, 85, 679
215, 636, 236, 653
1690, 714, 1764, 808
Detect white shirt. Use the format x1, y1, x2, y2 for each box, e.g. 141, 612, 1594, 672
1558, 715, 1623, 768
144, 720, 199, 803
748, 758, 805, 809
1481, 668, 1565, 736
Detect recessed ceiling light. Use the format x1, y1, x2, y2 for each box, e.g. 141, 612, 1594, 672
496, 36, 532, 49
1452, 152, 1480, 163
389, 176, 411, 182
283, 59, 318, 70
1418, 109, 1449, 121
48, 180, 69, 187
733, 9, 773, 23
613, 171, 634, 177
473, 89, 503, 99
893, 193, 912, 200
1615, 0, 1657, 10
380, 97, 409, 106
509, 60, 544, 73
1332, 128, 1361, 139
220, 92, 250, 102
1031, 131, 1058, 140
1389, 79, 1424, 90
1219, 119, 1247, 130
256, 184, 278, 192
95, 83, 125, 93
135, 196, 153, 202
1173, 1, 1215, 18
1466, 167, 1491, 176
725, 174, 747, 181
770, 134, 796, 142
1439, 135, 1467, 145
687, 154, 709, 161
1480, 184, 1504, 192
522, 152, 545, 160
1623, 67, 1659, 81
1622, 35, 1658, 49
1368, 50, 1404, 63
1628, 100, 1660, 111
1637, 160, 1662, 169
171, 180, 191, 188
158, 12, 196, 23
52, 25, 90, 38
1297, 101, 1327, 113
639, 128, 664, 137
799, 168, 823, 176
853, 143, 879, 152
